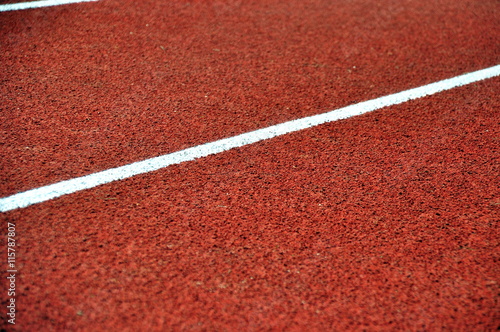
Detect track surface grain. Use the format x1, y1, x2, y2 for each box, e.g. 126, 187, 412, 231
1, 0, 499, 330
1, 0, 499, 195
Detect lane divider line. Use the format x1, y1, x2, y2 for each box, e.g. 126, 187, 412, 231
0, 0, 98, 12
1, 65, 499, 212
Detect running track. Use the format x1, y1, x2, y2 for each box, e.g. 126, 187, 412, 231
1, 0, 499, 330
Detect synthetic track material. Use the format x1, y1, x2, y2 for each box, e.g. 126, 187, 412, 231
1, 0, 499, 330
1, 65, 499, 212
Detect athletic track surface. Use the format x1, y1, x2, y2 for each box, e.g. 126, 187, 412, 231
1, 0, 499, 330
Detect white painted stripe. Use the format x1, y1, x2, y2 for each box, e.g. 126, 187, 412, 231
1, 65, 499, 212
0, 0, 98, 12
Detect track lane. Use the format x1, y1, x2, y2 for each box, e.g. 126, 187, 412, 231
1, 0, 499, 197
2, 79, 498, 330
1, 0, 499, 330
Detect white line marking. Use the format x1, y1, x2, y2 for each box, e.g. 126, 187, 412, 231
0, 0, 98, 12
1, 65, 499, 212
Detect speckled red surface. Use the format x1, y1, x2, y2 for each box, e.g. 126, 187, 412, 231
0, 1, 32, 4
1, 0, 499, 330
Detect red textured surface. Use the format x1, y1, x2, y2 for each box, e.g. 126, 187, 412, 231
1, 0, 499, 330
0, 1, 32, 4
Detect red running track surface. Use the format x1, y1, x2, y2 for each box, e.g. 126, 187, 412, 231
1, 0, 499, 330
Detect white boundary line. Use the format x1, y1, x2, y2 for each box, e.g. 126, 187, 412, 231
0, 0, 98, 12
1, 65, 499, 212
